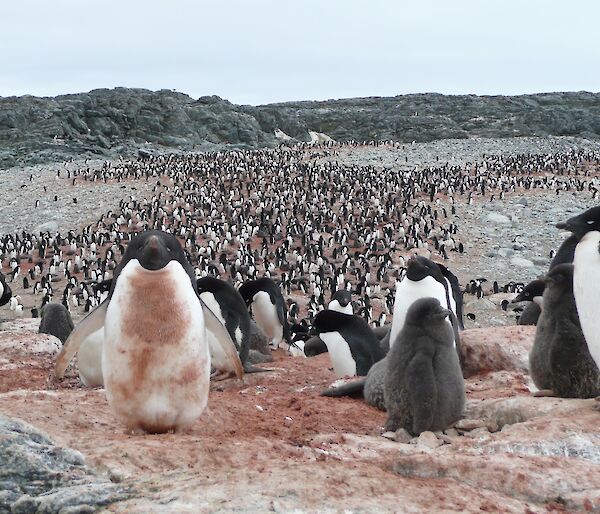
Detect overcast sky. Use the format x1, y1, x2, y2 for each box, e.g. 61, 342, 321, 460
1, 1, 598, 105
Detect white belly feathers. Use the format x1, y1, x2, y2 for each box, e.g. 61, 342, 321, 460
320, 331, 357, 377
574, 231, 600, 369
390, 276, 449, 347
103, 259, 210, 433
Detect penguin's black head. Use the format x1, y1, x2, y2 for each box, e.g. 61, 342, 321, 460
511, 279, 545, 303
544, 263, 574, 291
405, 256, 442, 282
129, 231, 183, 271
331, 289, 352, 307
0, 273, 12, 306
405, 297, 451, 326
196, 276, 225, 294
556, 206, 600, 238
238, 282, 252, 305
311, 309, 350, 335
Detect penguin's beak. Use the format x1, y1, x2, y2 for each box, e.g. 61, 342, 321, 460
438, 309, 452, 319
511, 292, 526, 303
556, 214, 584, 234
139, 235, 170, 270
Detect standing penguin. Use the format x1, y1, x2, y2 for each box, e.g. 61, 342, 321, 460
384, 297, 465, 435
196, 276, 269, 373
550, 234, 579, 269
311, 310, 385, 377
530, 264, 600, 398
511, 279, 545, 326
239, 277, 291, 349
76, 328, 105, 387
558, 207, 600, 372
55, 231, 242, 433
0, 272, 12, 307
38, 303, 74, 344
321, 355, 389, 411
328, 290, 353, 314
389, 257, 462, 352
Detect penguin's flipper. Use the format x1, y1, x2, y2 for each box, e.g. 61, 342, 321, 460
54, 299, 108, 378
201, 299, 244, 379
321, 378, 367, 397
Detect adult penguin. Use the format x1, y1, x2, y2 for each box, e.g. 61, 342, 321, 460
55, 230, 243, 433
196, 276, 270, 373
511, 279, 545, 326
328, 290, 353, 315
239, 277, 291, 350
558, 207, 600, 373
389, 256, 463, 359
0, 272, 12, 307
311, 310, 385, 377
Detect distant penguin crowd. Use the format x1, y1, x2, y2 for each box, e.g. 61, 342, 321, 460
1, 141, 600, 434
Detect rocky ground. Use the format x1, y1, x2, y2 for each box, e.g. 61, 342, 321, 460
1, 321, 600, 513
2, 137, 600, 512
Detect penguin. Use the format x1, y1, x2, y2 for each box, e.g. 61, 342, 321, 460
77, 328, 105, 387
384, 297, 465, 435
328, 290, 353, 314
303, 335, 328, 357
239, 277, 291, 349
55, 230, 243, 434
389, 256, 462, 354
549, 234, 579, 269
38, 303, 74, 344
511, 279, 545, 326
0, 272, 12, 307
196, 276, 270, 373
311, 310, 385, 377
558, 207, 600, 373
321, 355, 388, 411
530, 264, 600, 398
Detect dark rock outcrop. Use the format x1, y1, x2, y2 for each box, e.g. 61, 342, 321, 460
1, 88, 600, 168
0, 415, 133, 513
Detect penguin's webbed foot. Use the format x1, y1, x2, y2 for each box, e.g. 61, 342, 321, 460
532, 389, 556, 397
210, 369, 235, 381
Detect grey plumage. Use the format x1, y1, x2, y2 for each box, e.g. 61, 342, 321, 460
517, 302, 542, 326
384, 297, 465, 435
38, 303, 74, 344
530, 264, 600, 398
320, 357, 387, 410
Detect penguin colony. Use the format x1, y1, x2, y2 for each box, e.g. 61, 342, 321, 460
1, 142, 600, 435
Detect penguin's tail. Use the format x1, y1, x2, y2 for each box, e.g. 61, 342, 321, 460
321, 378, 366, 397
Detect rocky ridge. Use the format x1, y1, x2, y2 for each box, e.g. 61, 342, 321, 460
2, 88, 600, 168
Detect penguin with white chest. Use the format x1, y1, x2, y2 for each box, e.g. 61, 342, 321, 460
328, 290, 353, 315
0, 272, 12, 307
239, 277, 291, 350
304, 290, 355, 358
196, 276, 270, 373
55, 230, 243, 434
311, 310, 385, 377
389, 257, 463, 354
558, 207, 600, 374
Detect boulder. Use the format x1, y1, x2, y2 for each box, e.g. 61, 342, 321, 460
460, 326, 535, 378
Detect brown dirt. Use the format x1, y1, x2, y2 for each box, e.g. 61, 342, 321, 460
0, 336, 546, 513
